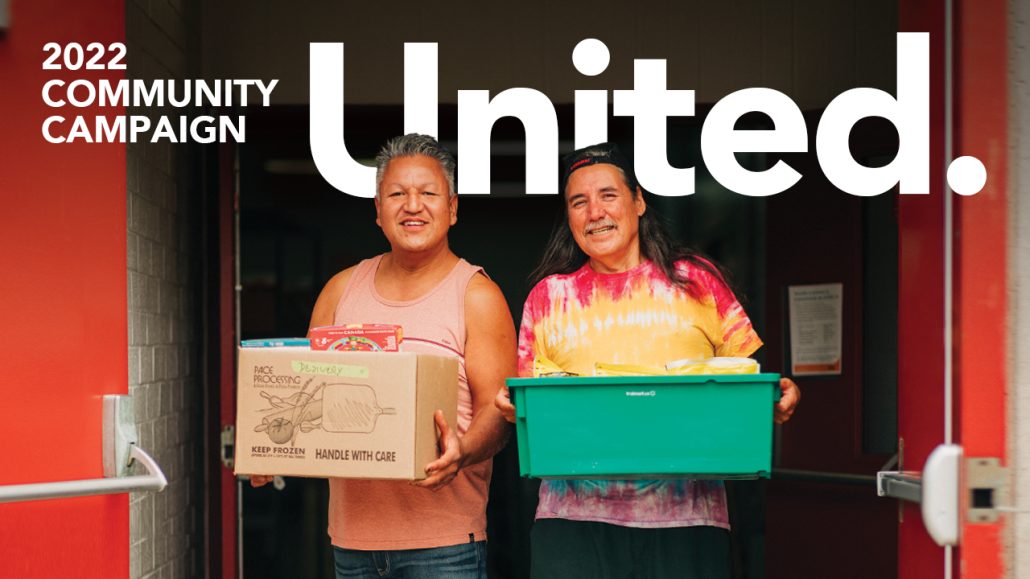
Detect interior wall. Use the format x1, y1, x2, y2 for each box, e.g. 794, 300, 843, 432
200, 0, 896, 109
125, 0, 206, 577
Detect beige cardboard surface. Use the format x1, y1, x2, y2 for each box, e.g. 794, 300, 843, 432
235, 348, 457, 480
414, 354, 460, 472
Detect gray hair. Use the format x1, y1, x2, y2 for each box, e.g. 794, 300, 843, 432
374, 134, 457, 197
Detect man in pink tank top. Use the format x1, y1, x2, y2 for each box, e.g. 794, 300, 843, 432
253, 134, 515, 578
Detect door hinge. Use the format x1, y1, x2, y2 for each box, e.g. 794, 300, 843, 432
221, 425, 235, 469
967, 457, 1009, 524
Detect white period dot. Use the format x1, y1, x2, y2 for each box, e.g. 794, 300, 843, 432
572, 39, 610, 77
946, 156, 987, 196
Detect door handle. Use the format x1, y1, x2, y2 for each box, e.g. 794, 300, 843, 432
921, 444, 961, 545
0, 395, 167, 504
877, 443, 961, 546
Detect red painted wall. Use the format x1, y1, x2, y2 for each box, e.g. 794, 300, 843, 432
0, 1, 128, 577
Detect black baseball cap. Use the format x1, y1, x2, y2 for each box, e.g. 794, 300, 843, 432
560, 142, 638, 194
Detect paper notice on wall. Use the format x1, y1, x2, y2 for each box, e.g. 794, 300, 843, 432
788, 284, 843, 376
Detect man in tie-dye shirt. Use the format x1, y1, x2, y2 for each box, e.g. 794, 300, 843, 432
496, 143, 800, 578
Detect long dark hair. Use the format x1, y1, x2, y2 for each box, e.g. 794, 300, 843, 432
528, 191, 729, 301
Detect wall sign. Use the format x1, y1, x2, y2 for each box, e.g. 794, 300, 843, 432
788, 283, 843, 376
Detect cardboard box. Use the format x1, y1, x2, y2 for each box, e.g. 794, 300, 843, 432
235, 347, 457, 480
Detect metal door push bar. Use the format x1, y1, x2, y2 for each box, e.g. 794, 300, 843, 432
0, 395, 167, 504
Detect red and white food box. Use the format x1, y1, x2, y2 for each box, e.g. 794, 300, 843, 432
309, 324, 403, 352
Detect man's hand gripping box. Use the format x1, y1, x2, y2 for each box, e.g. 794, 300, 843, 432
234, 348, 457, 480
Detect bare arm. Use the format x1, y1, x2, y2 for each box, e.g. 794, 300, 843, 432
416, 273, 516, 489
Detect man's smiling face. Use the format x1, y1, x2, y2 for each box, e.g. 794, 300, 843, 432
375, 155, 457, 255
565, 163, 646, 273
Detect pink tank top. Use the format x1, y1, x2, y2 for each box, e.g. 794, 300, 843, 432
327, 254, 491, 550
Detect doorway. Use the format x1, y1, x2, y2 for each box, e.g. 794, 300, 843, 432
232, 105, 797, 578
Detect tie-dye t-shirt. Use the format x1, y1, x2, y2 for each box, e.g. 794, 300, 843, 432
517, 259, 762, 528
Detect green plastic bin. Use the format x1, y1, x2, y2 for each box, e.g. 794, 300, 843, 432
506, 373, 781, 479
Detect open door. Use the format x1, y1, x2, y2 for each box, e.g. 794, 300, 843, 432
765, 1, 1010, 577
216, 142, 240, 579
0, 1, 131, 577
894, 0, 1009, 577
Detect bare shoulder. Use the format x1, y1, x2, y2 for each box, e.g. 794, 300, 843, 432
324, 265, 359, 296
465, 272, 506, 309
465, 272, 514, 327
463, 272, 516, 382
309, 265, 359, 332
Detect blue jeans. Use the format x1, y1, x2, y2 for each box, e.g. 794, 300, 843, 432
333, 541, 486, 579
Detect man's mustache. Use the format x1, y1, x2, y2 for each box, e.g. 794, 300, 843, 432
585, 219, 617, 235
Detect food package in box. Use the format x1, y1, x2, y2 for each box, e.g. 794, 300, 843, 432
593, 362, 668, 376
533, 356, 578, 377
309, 324, 403, 352
667, 357, 760, 375
664, 359, 709, 375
